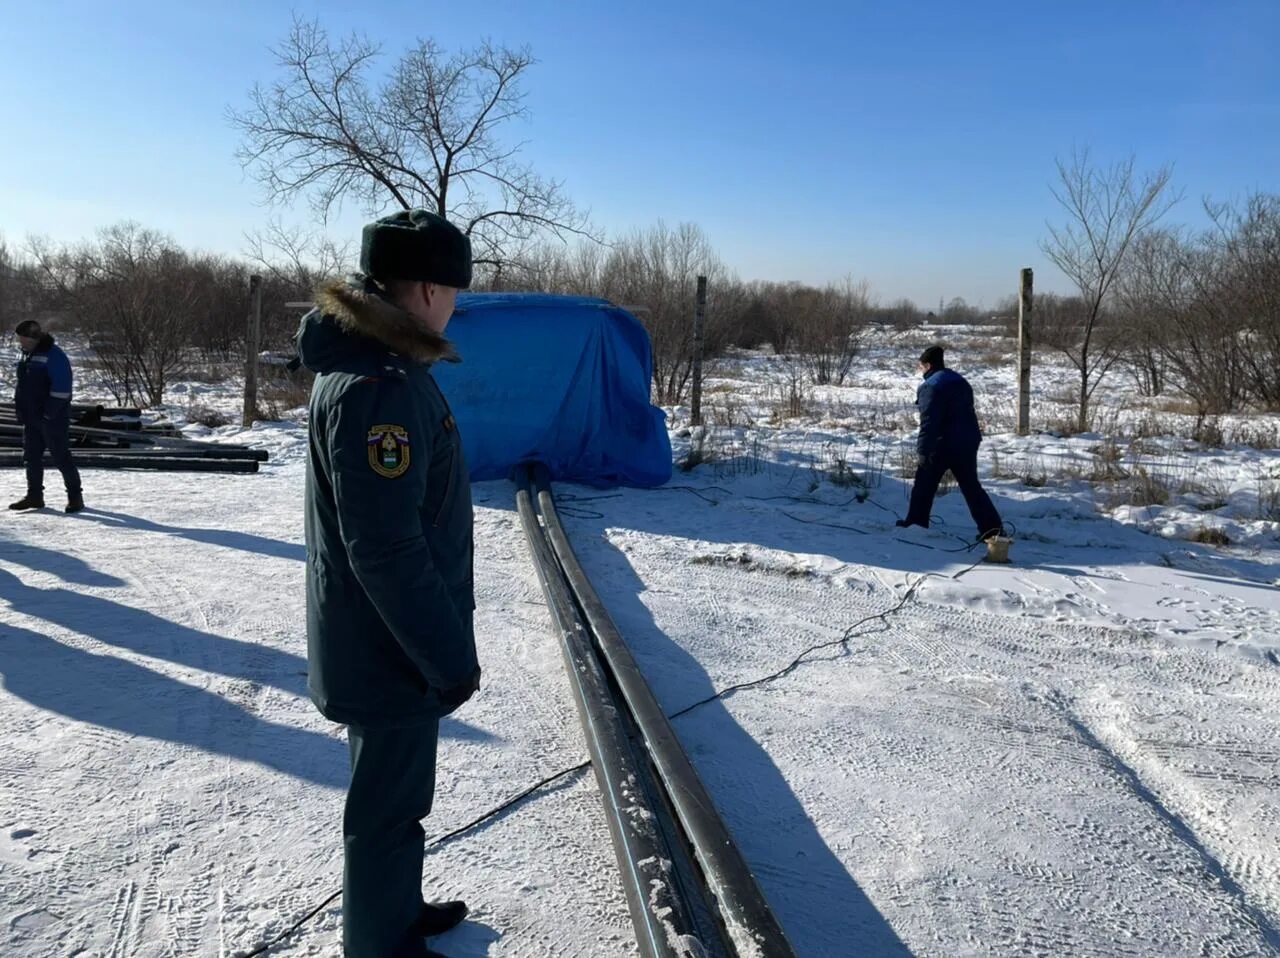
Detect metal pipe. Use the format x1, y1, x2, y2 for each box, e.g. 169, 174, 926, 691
516, 469, 708, 958
532, 464, 796, 958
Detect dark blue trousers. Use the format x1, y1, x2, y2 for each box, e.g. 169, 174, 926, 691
343, 719, 440, 958
22, 411, 81, 499
905, 446, 1003, 539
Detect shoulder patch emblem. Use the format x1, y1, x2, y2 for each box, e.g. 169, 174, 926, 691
367, 424, 411, 478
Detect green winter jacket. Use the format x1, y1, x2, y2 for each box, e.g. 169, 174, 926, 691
298, 278, 479, 727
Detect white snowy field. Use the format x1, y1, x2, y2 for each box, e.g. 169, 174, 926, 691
2, 331, 1280, 956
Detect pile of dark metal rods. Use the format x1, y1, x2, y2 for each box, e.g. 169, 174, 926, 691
0, 403, 267, 474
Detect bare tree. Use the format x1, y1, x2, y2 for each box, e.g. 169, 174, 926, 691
244, 222, 352, 295
939, 296, 979, 325
0, 235, 14, 331
186, 255, 255, 359
480, 239, 581, 293
1119, 229, 1245, 413
1041, 149, 1179, 431
880, 297, 924, 330
1208, 194, 1280, 408
229, 19, 594, 279
1111, 300, 1169, 398
244, 221, 355, 348
600, 222, 734, 404
729, 281, 801, 352
29, 224, 204, 407
0, 236, 43, 332
1036, 290, 1128, 428
791, 277, 873, 385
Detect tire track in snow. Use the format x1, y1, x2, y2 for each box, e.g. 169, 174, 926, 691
1046, 689, 1280, 953
572, 522, 1280, 956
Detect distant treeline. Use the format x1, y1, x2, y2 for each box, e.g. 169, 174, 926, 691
1, 192, 1277, 418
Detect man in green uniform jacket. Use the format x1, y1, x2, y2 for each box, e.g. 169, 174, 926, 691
297, 209, 481, 958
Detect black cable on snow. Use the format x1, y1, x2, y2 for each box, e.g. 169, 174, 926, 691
235, 764, 591, 957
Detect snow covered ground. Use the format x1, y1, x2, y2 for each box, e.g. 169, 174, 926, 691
2, 331, 1279, 956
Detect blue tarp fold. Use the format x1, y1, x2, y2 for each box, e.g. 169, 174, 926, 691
431, 293, 672, 488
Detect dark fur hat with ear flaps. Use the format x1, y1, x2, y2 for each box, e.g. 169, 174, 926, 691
314, 279, 458, 364
360, 209, 473, 288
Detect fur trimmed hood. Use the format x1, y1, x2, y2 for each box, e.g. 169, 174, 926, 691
308, 278, 457, 366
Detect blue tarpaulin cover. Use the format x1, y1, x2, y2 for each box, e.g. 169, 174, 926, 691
431, 293, 673, 488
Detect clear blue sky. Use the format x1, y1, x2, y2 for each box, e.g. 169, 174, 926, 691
3, 0, 1278, 308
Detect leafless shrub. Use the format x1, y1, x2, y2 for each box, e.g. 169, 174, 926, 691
1118, 229, 1245, 414
601, 222, 737, 405
679, 427, 721, 472
260, 368, 314, 411
1153, 396, 1200, 415
715, 436, 771, 477
1192, 415, 1225, 448
709, 393, 750, 429
28, 224, 240, 407
767, 366, 813, 422
1207, 195, 1280, 409
183, 365, 231, 385
187, 403, 233, 428
1259, 479, 1280, 522
1087, 441, 1130, 483
978, 395, 1017, 435
896, 445, 917, 478
1190, 526, 1231, 546
1226, 420, 1279, 450
792, 277, 873, 386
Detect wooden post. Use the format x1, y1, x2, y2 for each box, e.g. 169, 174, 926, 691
243, 274, 262, 428
1016, 268, 1033, 436
690, 276, 707, 426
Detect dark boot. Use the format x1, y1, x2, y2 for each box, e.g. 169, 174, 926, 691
65, 491, 85, 514
9, 494, 44, 510
414, 900, 467, 937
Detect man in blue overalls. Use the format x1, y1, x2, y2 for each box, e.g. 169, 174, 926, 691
10, 320, 83, 513
897, 345, 1003, 541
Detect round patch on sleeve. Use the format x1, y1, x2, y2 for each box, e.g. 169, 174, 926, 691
367, 424, 411, 478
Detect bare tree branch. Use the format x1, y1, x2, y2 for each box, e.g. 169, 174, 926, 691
229, 19, 600, 275
1040, 148, 1180, 430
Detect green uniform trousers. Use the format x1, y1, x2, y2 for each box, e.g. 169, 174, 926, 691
343, 719, 440, 958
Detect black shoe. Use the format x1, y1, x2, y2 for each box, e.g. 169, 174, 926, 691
895, 518, 926, 529
9, 495, 44, 511
414, 900, 468, 937
65, 493, 85, 514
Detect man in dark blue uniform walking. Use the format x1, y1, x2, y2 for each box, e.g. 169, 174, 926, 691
10, 320, 84, 513
297, 210, 481, 958
897, 345, 1003, 541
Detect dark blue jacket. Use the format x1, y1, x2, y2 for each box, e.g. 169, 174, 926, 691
916, 367, 982, 460
298, 279, 479, 728
15, 335, 73, 424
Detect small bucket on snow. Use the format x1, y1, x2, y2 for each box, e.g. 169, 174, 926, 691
985, 535, 1012, 563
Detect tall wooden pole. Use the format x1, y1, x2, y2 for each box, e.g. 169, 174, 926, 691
1016, 268, 1033, 436
690, 275, 707, 426
243, 274, 262, 428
